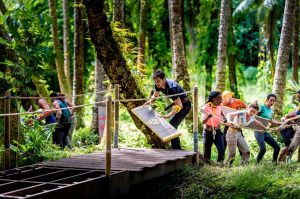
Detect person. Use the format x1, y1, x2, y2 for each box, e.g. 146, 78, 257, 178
254, 94, 281, 163
34, 93, 56, 125
225, 104, 268, 166
50, 92, 72, 149
58, 93, 75, 147
201, 91, 225, 163
221, 91, 247, 152
144, 70, 191, 149
283, 90, 300, 162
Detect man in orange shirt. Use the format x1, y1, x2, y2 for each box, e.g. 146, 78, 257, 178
222, 91, 247, 154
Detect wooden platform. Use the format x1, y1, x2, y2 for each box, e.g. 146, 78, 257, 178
0, 148, 196, 198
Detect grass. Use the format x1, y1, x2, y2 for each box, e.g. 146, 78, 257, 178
156, 163, 300, 199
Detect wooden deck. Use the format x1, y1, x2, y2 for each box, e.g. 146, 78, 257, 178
0, 148, 196, 198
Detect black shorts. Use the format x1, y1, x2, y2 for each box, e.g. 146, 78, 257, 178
280, 126, 295, 147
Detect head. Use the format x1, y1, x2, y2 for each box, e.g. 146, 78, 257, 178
49, 92, 58, 102
207, 91, 222, 106
152, 70, 166, 89
265, 93, 277, 107
222, 91, 234, 103
296, 90, 300, 102
58, 93, 66, 101
247, 103, 260, 116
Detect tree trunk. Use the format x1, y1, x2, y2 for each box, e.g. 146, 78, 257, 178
292, 0, 299, 83
48, 0, 71, 96
272, 0, 296, 118
113, 0, 124, 27
168, 0, 191, 92
73, 0, 85, 128
63, 0, 71, 87
84, 0, 165, 148
137, 0, 147, 74
32, 75, 50, 101
228, 19, 239, 97
266, 8, 277, 81
91, 57, 108, 139
205, 63, 213, 98
215, 0, 231, 92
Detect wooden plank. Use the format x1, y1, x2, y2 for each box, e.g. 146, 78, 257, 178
131, 105, 181, 142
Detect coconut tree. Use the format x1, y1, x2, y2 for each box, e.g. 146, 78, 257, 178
272, 0, 297, 118
215, 0, 231, 92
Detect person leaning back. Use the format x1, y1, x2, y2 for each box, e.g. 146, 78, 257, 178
144, 70, 191, 149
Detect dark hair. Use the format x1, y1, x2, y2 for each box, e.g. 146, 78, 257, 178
206, 91, 221, 103
249, 103, 259, 110
267, 93, 277, 100
297, 90, 300, 94
49, 92, 57, 98
152, 70, 165, 79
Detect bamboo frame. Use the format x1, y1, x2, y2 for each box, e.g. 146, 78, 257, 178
114, 84, 120, 148
193, 86, 199, 166
105, 95, 112, 178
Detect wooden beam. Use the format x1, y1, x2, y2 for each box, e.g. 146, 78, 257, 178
114, 84, 120, 148
193, 86, 199, 166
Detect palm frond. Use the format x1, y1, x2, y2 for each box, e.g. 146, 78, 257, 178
263, 0, 277, 9
233, 0, 257, 16
286, 80, 300, 94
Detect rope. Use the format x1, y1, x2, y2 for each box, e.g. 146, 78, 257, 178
1, 90, 113, 100
0, 90, 194, 117
117, 91, 193, 103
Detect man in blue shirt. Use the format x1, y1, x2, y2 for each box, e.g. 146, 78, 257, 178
144, 70, 191, 149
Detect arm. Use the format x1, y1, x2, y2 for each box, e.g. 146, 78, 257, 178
163, 98, 182, 119
284, 114, 300, 124
53, 101, 62, 120
65, 99, 74, 115
269, 119, 282, 125
254, 119, 268, 132
144, 91, 159, 106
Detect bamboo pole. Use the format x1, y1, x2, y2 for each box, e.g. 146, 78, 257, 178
297, 146, 300, 162
4, 92, 11, 170
193, 86, 199, 166
114, 84, 120, 148
105, 95, 112, 178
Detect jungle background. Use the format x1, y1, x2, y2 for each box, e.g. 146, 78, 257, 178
1, 0, 300, 198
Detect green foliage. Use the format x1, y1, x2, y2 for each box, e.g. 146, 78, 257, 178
256, 60, 273, 92
10, 118, 58, 165
72, 127, 98, 147
243, 66, 258, 84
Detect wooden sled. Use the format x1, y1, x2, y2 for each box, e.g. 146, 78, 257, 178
131, 105, 181, 142
221, 105, 270, 131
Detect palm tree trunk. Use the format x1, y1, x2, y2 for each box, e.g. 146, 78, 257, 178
84, 0, 166, 148
228, 21, 239, 97
113, 0, 124, 27
48, 0, 71, 96
215, 0, 231, 92
91, 57, 108, 141
137, 0, 147, 74
205, 63, 213, 98
73, 0, 85, 128
272, 0, 297, 118
63, 0, 71, 87
266, 8, 277, 81
168, 0, 191, 92
293, 0, 299, 83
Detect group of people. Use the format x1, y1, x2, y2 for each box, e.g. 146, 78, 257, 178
29, 92, 74, 149
146, 69, 300, 166
202, 90, 300, 165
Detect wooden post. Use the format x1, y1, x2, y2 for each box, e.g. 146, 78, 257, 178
114, 84, 120, 148
4, 92, 11, 170
105, 95, 112, 178
193, 86, 199, 166
297, 146, 300, 162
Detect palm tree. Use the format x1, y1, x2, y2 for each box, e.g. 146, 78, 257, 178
272, 0, 297, 118
234, 0, 282, 80
292, 0, 299, 83
215, 0, 231, 92
168, 0, 191, 92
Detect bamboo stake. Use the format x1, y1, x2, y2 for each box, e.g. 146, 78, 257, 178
193, 86, 199, 166
114, 84, 120, 148
105, 95, 112, 178
4, 92, 11, 170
